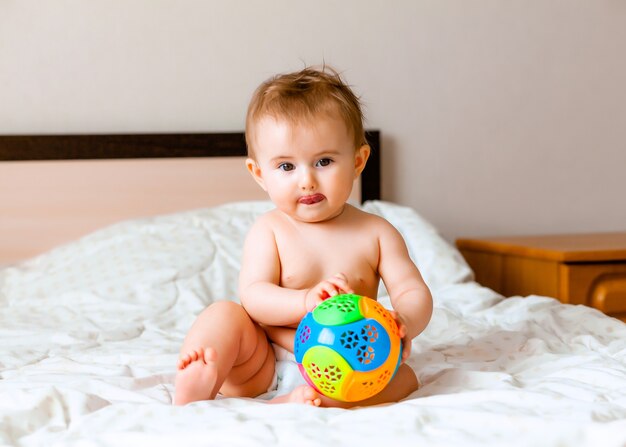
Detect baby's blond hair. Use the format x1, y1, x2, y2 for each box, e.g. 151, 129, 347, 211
245, 66, 366, 158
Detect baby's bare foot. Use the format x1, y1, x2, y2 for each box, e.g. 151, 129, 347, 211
174, 347, 219, 405
270, 385, 322, 406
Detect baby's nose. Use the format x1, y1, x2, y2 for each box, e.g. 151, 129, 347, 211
299, 170, 317, 191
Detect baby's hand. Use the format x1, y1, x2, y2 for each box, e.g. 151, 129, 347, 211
304, 273, 353, 312
389, 310, 412, 363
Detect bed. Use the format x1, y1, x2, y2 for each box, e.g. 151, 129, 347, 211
1, 133, 625, 447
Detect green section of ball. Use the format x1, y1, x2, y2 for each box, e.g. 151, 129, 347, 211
312, 294, 364, 326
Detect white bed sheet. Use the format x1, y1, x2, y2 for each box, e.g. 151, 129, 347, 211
1, 201, 625, 447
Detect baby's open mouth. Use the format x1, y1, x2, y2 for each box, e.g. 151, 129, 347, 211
299, 194, 325, 205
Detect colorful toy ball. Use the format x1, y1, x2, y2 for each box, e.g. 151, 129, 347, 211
294, 293, 403, 402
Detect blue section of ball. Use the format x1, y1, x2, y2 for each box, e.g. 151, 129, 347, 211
295, 312, 391, 372
294, 311, 317, 362
332, 318, 391, 371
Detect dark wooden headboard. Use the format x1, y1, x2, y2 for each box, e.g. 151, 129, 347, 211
0, 131, 380, 201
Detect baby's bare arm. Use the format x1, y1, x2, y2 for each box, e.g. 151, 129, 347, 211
377, 219, 433, 346
239, 217, 307, 326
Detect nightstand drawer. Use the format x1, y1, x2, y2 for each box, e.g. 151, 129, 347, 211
457, 233, 626, 322
561, 263, 626, 318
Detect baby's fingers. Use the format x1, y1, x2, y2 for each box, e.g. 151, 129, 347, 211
401, 340, 412, 362
327, 273, 353, 295
388, 310, 412, 362
318, 280, 343, 298
389, 310, 407, 337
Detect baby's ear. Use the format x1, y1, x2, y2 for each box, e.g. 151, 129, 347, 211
246, 158, 267, 191
354, 144, 371, 178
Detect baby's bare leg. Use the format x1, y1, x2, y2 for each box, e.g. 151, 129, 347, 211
174, 301, 275, 405
318, 363, 419, 409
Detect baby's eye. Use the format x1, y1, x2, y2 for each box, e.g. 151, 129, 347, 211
278, 162, 295, 172
316, 158, 333, 167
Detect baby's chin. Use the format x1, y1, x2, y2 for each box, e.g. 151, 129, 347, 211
282, 204, 347, 224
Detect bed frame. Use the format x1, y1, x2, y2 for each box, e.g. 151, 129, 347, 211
0, 131, 380, 264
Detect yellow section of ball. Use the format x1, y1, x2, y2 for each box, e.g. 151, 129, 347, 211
301, 346, 353, 401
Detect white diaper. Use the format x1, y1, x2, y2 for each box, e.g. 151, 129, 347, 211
258, 343, 307, 400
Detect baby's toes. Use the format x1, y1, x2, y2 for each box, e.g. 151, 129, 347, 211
178, 349, 204, 369
302, 387, 322, 406
191, 349, 202, 362
178, 354, 191, 369
307, 397, 322, 407
203, 347, 217, 363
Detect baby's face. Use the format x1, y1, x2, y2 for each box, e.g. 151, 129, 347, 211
248, 114, 361, 223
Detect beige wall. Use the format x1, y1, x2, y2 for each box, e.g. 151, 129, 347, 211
1, 1, 625, 241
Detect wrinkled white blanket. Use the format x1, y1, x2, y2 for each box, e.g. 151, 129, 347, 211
1, 201, 625, 447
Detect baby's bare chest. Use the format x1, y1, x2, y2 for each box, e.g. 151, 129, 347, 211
275, 230, 380, 296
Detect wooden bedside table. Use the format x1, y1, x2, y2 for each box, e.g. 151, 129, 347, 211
456, 233, 626, 321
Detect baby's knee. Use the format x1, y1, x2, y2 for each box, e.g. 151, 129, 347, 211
203, 300, 248, 322
206, 301, 256, 326
209, 300, 244, 313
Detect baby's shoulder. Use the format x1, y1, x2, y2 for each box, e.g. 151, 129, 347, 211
348, 205, 397, 232
246, 209, 281, 239
344, 207, 403, 245
249, 208, 296, 235
253, 208, 286, 228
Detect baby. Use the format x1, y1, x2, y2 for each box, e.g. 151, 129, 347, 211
174, 66, 433, 408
